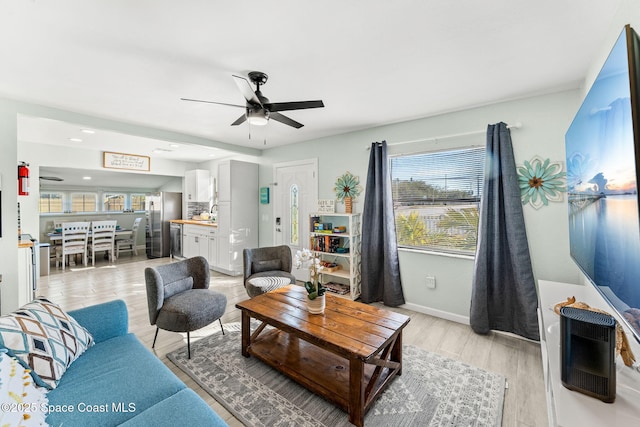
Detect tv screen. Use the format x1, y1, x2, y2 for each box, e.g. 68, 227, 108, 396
566, 25, 640, 344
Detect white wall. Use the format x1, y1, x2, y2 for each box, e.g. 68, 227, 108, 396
0, 99, 20, 314
259, 90, 583, 319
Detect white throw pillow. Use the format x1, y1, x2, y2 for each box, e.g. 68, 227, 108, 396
0, 350, 49, 426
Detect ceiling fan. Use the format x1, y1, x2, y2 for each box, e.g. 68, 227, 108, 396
181, 71, 324, 129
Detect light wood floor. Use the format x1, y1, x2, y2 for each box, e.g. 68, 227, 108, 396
40, 254, 548, 427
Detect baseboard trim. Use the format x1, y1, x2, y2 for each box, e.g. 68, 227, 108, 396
401, 302, 470, 325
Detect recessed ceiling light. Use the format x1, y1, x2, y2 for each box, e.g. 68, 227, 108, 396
69, 138, 83, 142
169, 143, 180, 148
153, 148, 172, 153
83, 176, 92, 180
209, 153, 216, 157
81, 129, 95, 134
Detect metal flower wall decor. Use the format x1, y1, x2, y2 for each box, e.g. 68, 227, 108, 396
516, 156, 566, 209
334, 171, 362, 201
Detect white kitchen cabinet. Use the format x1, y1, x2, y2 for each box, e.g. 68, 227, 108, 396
185, 169, 211, 203
213, 160, 258, 275
182, 224, 210, 260
207, 227, 217, 268
18, 246, 35, 307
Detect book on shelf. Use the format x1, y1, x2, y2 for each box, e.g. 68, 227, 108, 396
323, 282, 350, 295
311, 235, 343, 253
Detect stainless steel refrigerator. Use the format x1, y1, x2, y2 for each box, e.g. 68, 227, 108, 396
146, 192, 182, 258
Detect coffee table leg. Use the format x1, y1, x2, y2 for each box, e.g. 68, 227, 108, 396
349, 358, 365, 427
392, 330, 403, 376
241, 311, 250, 358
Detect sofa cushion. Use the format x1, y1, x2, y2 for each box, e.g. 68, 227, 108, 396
0, 297, 94, 389
252, 258, 282, 273
118, 388, 228, 427
0, 349, 49, 426
46, 333, 186, 427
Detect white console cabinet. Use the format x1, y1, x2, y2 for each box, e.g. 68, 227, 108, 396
537, 280, 640, 426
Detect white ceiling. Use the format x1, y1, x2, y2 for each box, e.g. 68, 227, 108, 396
0, 1, 623, 186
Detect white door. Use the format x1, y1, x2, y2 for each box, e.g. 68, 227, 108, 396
273, 159, 318, 282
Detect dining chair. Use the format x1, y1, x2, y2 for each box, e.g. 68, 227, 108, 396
116, 217, 143, 259
57, 221, 91, 270
88, 220, 117, 266
49, 221, 64, 263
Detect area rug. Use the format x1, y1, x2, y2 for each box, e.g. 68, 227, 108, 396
167, 324, 506, 426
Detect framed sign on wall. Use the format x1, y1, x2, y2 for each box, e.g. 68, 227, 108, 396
103, 151, 150, 172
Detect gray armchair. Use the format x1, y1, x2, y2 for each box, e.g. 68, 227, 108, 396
243, 245, 296, 298
145, 256, 226, 358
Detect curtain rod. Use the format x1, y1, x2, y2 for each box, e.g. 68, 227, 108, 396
367, 122, 522, 149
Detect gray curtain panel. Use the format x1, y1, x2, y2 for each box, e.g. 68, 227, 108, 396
361, 141, 405, 306
470, 123, 540, 341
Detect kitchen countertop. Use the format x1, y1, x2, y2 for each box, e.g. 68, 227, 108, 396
18, 234, 35, 248
170, 219, 217, 227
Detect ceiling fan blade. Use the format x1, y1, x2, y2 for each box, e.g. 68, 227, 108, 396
231, 114, 247, 126
180, 98, 244, 108
269, 112, 304, 129
232, 75, 262, 105
267, 100, 324, 112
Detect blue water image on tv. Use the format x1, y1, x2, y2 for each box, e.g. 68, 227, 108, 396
566, 27, 640, 324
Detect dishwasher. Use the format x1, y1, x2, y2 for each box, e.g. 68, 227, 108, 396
169, 223, 183, 258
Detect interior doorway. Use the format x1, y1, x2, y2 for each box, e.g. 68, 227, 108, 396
273, 159, 318, 282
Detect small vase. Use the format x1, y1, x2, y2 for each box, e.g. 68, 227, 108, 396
344, 197, 353, 213
307, 294, 326, 314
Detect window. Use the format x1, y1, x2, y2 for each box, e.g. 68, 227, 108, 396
290, 184, 299, 246
39, 192, 64, 213
131, 194, 146, 211
390, 146, 485, 255
103, 193, 125, 211
71, 193, 97, 213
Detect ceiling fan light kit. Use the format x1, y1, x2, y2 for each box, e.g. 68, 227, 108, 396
182, 71, 324, 130
247, 106, 269, 126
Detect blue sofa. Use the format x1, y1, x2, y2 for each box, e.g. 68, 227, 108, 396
45, 299, 228, 427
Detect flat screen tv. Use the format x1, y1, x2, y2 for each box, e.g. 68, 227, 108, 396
566, 24, 640, 344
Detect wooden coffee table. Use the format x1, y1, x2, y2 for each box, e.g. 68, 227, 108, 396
235, 285, 410, 427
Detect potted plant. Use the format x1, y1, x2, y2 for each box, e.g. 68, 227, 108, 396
334, 171, 362, 213
294, 248, 326, 314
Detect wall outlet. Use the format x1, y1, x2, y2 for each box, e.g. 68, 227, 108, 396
426, 275, 436, 289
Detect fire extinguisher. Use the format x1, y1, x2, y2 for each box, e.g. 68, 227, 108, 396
18, 161, 29, 196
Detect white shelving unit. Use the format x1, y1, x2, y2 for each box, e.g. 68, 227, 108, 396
309, 213, 361, 300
